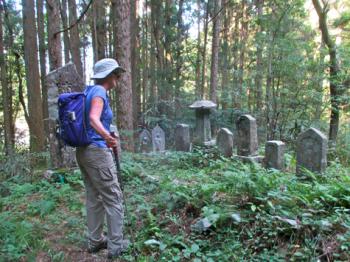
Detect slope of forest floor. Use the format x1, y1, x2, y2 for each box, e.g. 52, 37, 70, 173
1, 148, 350, 261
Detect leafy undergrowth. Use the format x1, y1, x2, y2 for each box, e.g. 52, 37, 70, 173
1, 148, 350, 261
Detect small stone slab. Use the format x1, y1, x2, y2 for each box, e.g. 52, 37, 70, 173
138, 129, 152, 153
265, 140, 285, 170
174, 124, 191, 152
296, 128, 328, 175
191, 218, 212, 233
236, 114, 258, 156
217, 128, 234, 157
152, 125, 165, 152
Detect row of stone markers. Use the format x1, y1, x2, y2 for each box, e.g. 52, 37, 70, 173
46, 63, 328, 176
174, 100, 328, 175
138, 125, 166, 153
138, 123, 192, 153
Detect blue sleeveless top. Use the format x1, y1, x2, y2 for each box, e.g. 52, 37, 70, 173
85, 85, 113, 148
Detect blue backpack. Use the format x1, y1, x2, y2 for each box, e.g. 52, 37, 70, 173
58, 90, 92, 147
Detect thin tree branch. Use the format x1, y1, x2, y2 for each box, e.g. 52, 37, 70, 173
207, 0, 231, 24
53, 0, 93, 36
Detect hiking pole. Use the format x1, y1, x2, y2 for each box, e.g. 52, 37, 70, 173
110, 127, 137, 259
110, 133, 123, 191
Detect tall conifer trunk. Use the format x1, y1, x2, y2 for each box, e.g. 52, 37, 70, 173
22, 0, 45, 152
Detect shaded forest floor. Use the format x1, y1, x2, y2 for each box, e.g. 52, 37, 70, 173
1, 149, 350, 261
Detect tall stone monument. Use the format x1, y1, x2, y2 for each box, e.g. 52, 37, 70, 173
46, 63, 84, 168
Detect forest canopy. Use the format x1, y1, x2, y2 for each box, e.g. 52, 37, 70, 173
0, 0, 349, 155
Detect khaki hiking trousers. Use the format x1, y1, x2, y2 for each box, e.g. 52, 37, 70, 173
76, 144, 124, 253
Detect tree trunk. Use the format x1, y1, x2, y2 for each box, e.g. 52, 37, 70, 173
112, 0, 134, 151
265, 36, 273, 140
89, 0, 97, 63
238, 0, 248, 109
195, 0, 201, 99
150, 0, 165, 115
175, 0, 184, 118
22, 0, 45, 152
68, 0, 83, 77
141, 0, 148, 114
312, 0, 341, 144
232, 6, 240, 108
163, 0, 174, 118
47, 0, 62, 70
221, 6, 230, 110
131, 0, 141, 130
2, 0, 18, 146
36, 0, 48, 134
93, 0, 107, 60
315, 43, 325, 121
255, 0, 263, 112
81, 2, 88, 83
149, 14, 157, 109
201, 1, 209, 98
60, 0, 71, 63
0, 2, 14, 154
108, 5, 113, 57
209, 0, 222, 104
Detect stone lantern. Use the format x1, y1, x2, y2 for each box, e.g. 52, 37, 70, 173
189, 100, 217, 145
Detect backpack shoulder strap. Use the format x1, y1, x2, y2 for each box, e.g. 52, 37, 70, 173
83, 86, 91, 128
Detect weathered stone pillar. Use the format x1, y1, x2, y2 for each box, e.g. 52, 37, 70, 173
296, 128, 328, 175
152, 125, 165, 152
217, 128, 234, 157
235, 114, 262, 163
138, 129, 152, 153
189, 100, 217, 145
236, 114, 258, 156
265, 140, 285, 170
175, 124, 191, 152
46, 63, 84, 168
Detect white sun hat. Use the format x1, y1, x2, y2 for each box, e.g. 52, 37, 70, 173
91, 58, 126, 79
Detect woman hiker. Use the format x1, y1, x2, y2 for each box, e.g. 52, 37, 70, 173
76, 58, 129, 259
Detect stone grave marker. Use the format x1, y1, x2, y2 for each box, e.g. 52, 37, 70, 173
189, 100, 217, 145
296, 128, 328, 175
235, 114, 262, 163
152, 125, 165, 152
46, 63, 84, 168
217, 128, 234, 157
175, 124, 191, 152
138, 129, 152, 153
265, 140, 285, 170
236, 114, 258, 156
